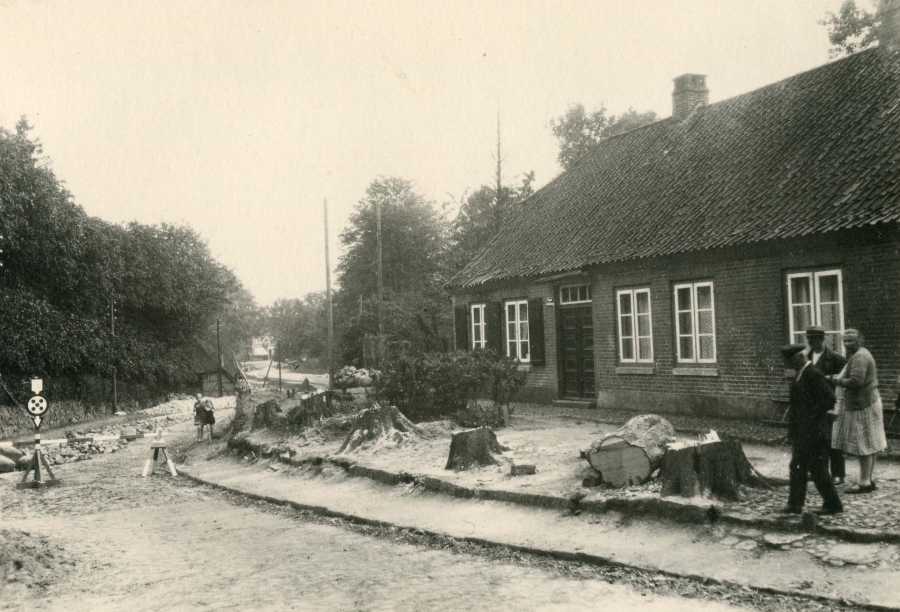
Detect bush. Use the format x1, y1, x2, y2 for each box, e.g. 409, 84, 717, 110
374, 350, 526, 424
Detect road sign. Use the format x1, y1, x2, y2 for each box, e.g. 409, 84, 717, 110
27, 395, 48, 430
31, 378, 43, 394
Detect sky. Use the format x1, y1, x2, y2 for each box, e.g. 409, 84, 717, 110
0, 0, 851, 305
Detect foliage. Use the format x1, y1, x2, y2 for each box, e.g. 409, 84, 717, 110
450, 172, 535, 270
265, 292, 328, 361
549, 104, 657, 170
0, 119, 246, 391
820, 0, 887, 58
334, 177, 453, 363
374, 350, 526, 423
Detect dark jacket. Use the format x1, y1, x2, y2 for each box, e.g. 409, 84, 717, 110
810, 346, 847, 378
788, 364, 836, 450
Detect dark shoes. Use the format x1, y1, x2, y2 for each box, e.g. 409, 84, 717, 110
845, 483, 875, 494
780, 505, 802, 515
814, 506, 844, 515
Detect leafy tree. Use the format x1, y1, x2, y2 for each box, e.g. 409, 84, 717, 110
335, 177, 452, 362
549, 105, 657, 170
264, 292, 327, 361
819, 0, 894, 58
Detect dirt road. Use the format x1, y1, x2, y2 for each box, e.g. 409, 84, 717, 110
2, 418, 754, 612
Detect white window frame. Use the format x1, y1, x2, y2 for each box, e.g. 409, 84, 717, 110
617, 288, 653, 363
560, 284, 592, 305
470, 303, 486, 350
674, 282, 716, 364
504, 299, 530, 362
786, 270, 845, 353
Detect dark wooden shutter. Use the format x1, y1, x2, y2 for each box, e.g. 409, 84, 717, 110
528, 297, 545, 365
454, 304, 469, 351
486, 301, 503, 354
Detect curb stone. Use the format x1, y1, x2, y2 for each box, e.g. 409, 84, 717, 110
178, 466, 900, 612
228, 436, 900, 546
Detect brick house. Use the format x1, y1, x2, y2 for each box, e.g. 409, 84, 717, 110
447, 39, 900, 420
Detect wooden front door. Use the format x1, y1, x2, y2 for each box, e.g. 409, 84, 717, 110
561, 306, 595, 399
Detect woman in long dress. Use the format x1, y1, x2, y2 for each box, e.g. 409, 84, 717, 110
829, 329, 888, 494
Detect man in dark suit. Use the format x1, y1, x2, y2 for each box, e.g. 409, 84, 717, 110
804, 325, 848, 484
781, 344, 844, 515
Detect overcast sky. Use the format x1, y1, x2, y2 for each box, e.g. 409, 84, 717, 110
0, 0, 850, 305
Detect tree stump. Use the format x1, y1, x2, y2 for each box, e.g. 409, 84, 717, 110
338, 404, 424, 453
445, 426, 509, 471
659, 439, 771, 501
585, 414, 675, 487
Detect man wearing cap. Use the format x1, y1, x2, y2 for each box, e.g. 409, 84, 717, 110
781, 344, 843, 515
804, 326, 848, 484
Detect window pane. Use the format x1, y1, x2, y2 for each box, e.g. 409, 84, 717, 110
622, 338, 634, 361
698, 311, 713, 335
561, 287, 569, 303
520, 340, 529, 360
820, 303, 840, 333
508, 341, 516, 357
635, 291, 650, 315
508, 323, 517, 342
507, 303, 516, 320
791, 276, 811, 305
818, 274, 839, 303
637, 313, 651, 337
793, 332, 806, 345
678, 312, 693, 335
621, 316, 633, 338
825, 332, 842, 353
473, 325, 481, 343
638, 337, 652, 360
792, 304, 812, 335
697, 285, 712, 310
473, 307, 481, 324
699, 336, 714, 360
679, 337, 694, 360
519, 302, 528, 323
677, 287, 692, 311
619, 293, 632, 315
519, 321, 529, 342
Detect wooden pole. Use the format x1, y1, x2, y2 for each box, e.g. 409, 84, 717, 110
216, 317, 223, 397
325, 198, 335, 393
277, 339, 282, 392
376, 197, 383, 336
110, 297, 117, 412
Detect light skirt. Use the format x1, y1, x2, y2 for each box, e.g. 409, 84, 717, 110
833, 389, 888, 456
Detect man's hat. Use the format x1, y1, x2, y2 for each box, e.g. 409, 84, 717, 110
805, 325, 826, 338
781, 344, 807, 359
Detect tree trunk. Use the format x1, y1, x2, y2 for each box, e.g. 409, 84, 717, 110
338, 403, 423, 453
659, 439, 771, 501
445, 426, 509, 471
586, 414, 675, 487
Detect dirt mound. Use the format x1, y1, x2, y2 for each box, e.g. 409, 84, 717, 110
0, 529, 76, 605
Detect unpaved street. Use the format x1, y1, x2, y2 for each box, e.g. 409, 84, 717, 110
1, 417, 754, 612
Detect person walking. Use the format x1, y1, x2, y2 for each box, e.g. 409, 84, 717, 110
781, 344, 843, 515
193, 393, 206, 442
804, 325, 848, 484
830, 329, 888, 494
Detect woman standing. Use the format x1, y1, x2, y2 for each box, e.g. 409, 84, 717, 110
830, 329, 888, 493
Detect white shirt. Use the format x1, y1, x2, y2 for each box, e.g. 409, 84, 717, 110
797, 360, 811, 380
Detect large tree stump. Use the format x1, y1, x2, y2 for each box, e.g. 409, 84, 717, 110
338, 404, 424, 453
659, 439, 771, 501
445, 427, 509, 471
586, 414, 675, 487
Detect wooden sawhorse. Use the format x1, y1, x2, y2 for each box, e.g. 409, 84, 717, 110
142, 429, 177, 477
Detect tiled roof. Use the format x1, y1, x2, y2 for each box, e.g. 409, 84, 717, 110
448, 49, 900, 288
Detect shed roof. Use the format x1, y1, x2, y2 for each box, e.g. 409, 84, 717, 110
448, 48, 900, 289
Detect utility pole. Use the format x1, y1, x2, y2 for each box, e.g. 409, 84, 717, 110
376, 197, 384, 336
277, 339, 282, 392
216, 317, 223, 397
110, 297, 118, 413
324, 198, 335, 393
495, 112, 505, 236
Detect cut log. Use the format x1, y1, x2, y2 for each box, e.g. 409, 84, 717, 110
585, 414, 675, 487
445, 426, 509, 471
659, 439, 771, 501
338, 403, 424, 453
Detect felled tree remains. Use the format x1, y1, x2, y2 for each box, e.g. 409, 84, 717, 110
445, 426, 509, 471
659, 438, 771, 501
338, 403, 424, 453
585, 414, 675, 487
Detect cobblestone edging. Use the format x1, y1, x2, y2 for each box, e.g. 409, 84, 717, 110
227, 436, 900, 546
177, 467, 900, 612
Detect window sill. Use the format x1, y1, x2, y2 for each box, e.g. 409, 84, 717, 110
516, 364, 532, 372
615, 365, 655, 375
673, 367, 719, 377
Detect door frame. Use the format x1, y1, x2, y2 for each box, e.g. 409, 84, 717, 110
556, 302, 595, 400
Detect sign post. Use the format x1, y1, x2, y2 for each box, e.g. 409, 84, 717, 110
18, 379, 61, 489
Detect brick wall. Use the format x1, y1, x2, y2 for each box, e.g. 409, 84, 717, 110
451, 224, 900, 418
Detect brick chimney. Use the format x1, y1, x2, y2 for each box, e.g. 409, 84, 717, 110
881, 0, 900, 54
672, 74, 709, 119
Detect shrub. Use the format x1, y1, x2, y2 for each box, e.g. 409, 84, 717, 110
374, 350, 526, 424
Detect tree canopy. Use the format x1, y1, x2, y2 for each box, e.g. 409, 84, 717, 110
549, 105, 657, 171
820, 0, 893, 58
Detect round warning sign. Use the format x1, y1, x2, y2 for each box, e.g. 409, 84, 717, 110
27, 395, 48, 416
